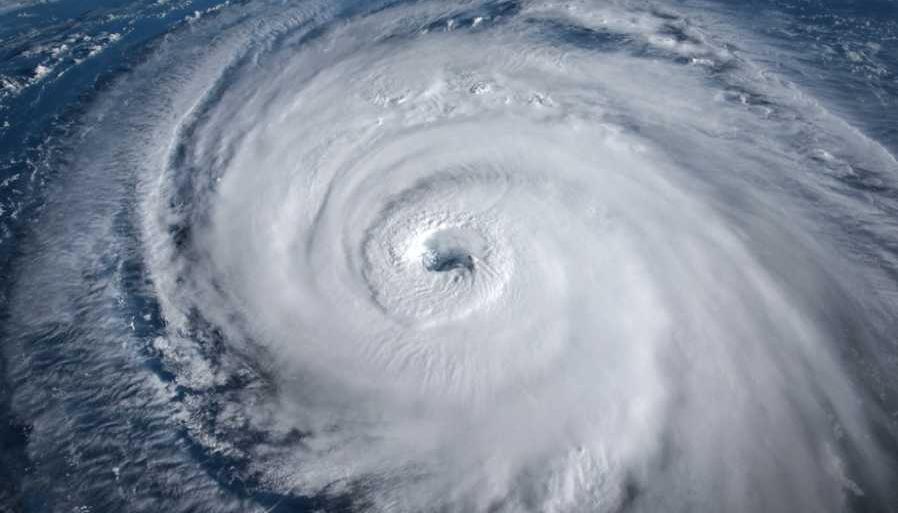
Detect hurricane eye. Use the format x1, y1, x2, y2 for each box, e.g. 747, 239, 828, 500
416, 227, 484, 276
422, 246, 475, 273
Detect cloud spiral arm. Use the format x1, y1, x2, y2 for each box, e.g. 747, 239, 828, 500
5, 1, 898, 512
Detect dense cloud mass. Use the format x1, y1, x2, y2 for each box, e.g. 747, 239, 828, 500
2, 1, 898, 512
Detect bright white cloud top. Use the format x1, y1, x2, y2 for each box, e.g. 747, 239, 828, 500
4, 1, 898, 512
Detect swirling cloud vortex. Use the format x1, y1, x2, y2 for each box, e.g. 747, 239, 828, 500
8, 0, 898, 512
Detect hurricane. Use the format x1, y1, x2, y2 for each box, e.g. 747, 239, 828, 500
1, 0, 897, 512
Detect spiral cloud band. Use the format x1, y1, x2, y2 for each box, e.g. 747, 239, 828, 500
4, 0, 898, 512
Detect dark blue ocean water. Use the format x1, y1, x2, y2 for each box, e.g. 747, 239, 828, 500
1, 1, 897, 512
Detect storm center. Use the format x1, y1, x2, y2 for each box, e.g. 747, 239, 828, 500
419, 228, 479, 273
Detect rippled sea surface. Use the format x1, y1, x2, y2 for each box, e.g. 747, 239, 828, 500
1, 1, 898, 512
